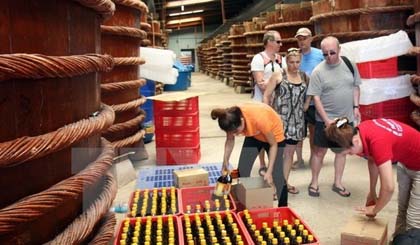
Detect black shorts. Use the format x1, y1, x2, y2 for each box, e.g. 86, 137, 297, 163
314, 121, 353, 153
285, 139, 299, 145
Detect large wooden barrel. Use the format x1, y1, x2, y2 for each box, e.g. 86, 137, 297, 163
265, 1, 314, 53
0, 0, 116, 243
101, 0, 149, 160
311, 0, 413, 43
407, 0, 420, 127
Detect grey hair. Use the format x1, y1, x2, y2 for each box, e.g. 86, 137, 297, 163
263, 30, 280, 46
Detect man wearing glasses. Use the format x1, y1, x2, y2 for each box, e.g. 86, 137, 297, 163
306, 36, 361, 198
250, 30, 284, 177
292, 28, 324, 170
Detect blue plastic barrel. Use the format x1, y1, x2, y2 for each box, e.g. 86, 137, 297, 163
164, 71, 190, 91
140, 80, 155, 122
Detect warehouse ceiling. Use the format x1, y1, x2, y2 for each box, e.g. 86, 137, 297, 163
148, 0, 262, 29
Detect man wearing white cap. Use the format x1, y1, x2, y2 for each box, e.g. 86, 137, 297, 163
292, 27, 324, 170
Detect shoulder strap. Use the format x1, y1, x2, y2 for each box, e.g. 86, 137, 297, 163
341, 56, 354, 77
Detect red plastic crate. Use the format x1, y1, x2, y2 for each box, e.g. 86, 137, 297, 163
237, 207, 320, 245
180, 210, 253, 245
154, 96, 199, 115
155, 111, 199, 131
356, 57, 398, 78
179, 186, 237, 214
360, 97, 416, 125
114, 216, 183, 245
127, 187, 180, 217
156, 144, 201, 165
155, 128, 200, 148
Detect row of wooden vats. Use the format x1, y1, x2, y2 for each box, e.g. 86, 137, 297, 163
197, 0, 420, 128
0, 0, 166, 244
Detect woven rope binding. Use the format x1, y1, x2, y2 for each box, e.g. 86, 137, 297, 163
0, 104, 115, 167
0, 138, 114, 233
0, 53, 114, 81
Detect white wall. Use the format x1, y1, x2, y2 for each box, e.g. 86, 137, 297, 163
167, 25, 219, 70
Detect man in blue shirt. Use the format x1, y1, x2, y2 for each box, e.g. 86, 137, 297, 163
292, 28, 323, 170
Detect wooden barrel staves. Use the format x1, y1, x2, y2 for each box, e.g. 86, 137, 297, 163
0, 0, 116, 244
311, 0, 413, 43
265, 1, 314, 53
101, 0, 149, 161
407, 0, 420, 127
221, 35, 233, 83
215, 35, 225, 80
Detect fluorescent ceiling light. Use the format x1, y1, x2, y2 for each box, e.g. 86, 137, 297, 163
169, 9, 204, 17
167, 17, 202, 25
166, 0, 216, 8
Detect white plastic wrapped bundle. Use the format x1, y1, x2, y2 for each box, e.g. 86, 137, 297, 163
360, 75, 415, 105
140, 67, 178, 85
340, 30, 413, 63
140, 47, 176, 70
139, 47, 179, 84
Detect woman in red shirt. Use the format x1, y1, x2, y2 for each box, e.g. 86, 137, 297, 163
325, 118, 420, 236
211, 102, 287, 207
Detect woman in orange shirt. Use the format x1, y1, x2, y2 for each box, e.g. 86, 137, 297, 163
211, 102, 288, 206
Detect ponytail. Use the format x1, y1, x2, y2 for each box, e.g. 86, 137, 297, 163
210, 106, 242, 132
325, 118, 356, 149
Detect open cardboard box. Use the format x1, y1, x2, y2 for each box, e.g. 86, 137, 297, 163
341, 215, 388, 245
233, 177, 274, 210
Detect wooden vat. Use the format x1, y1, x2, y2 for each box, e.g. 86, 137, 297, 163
0, 0, 115, 243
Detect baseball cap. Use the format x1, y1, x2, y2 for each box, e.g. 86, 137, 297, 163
295, 27, 312, 37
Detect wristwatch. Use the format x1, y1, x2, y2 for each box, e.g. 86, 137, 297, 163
353, 105, 359, 109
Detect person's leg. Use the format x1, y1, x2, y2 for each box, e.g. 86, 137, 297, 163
310, 146, 327, 190
405, 166, 420, 231
332, 151, 350, 196
238, 137, 261, 178
394, 163, 411, 236
292, 141, 304, 169
308, 123, 315, 166
309, 122, 328, 196
284, 143, 299, 193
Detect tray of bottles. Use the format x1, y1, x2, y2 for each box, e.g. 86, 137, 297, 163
179, 186, 236, 214
128, 187, 179, 217
180, 210, 253, 245
237, 208, 320, 245
114, 215, 183, 245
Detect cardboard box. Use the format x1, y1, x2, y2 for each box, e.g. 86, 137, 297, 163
173, 168, 209, 188
341, 215, 388, 245
234, 177, 274, 210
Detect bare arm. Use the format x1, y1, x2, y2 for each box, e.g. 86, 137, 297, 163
313, 95, 334, 125
353, 85, 361, 124
253, 71, 267, 91
222, 132, 235, 173
303, 95, 312, 112
263, 72, 282, 105
263, 131, 278, 186
357, 160, 394, 217
366, 158, 379, 205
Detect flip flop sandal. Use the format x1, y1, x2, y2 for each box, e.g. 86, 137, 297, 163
332, 184, 351, 197
308, 185, 320, 197
258, 166, 268, 177
288, 185, 300, 194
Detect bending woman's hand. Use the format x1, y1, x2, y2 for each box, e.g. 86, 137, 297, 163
355, 205, 377, 218
264, 172, 273, 186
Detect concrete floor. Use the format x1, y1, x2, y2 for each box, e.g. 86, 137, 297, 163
114, 72, 398, 244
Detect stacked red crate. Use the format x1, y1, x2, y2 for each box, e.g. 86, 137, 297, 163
358, 57, 415, 124
154, 96, 201, 164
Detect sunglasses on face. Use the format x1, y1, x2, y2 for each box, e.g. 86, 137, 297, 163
322, 51, 337, 57
271, 40, 282, 44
